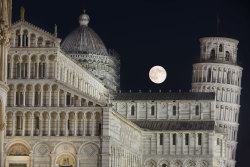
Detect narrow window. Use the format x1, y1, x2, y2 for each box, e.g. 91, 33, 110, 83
36, 117, 39, 129
17, 63, 20, 78
20, 92, 23, 105
219, 44, 223, 52
35, 92, 39, 106
173, 105, 176, 116
25, 63, 28, 78
66, 95, 71, 106
16, 92, 19, 105
173, 133, 176, 145
160, 133, 163, 145
195, 105, 199, 115
68, 119, 70, 130
226, 51, 230, 61
98, 123, 102, 135
131, 105, 135, 115
198, 133, 202, 145
185, 134, 189, 145
34, 63, 37, 78
151, 106, 155, 115
16, 116, 21, 129
39, 63, 42, 78
7, 63, 10, 78
43, 63, 46, 78
217, 138, 220, 145
210, 49, 215, 60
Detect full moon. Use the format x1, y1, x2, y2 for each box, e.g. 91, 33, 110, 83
149, 66, 167, 84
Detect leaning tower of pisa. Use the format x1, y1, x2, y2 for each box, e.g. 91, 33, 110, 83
192, 37, 243, 167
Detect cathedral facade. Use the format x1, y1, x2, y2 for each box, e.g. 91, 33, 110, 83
0, 2, 242, 167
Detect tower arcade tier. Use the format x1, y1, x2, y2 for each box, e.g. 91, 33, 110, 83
192, 37, 243, 167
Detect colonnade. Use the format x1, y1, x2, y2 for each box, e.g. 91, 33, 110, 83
192, 66, 242, 87
7, 83, 98, 107
111, 147, 140, 167
11, 29, 55, 48
5, 110, 101, 137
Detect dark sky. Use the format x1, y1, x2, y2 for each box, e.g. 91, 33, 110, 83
12, 0, 250, 166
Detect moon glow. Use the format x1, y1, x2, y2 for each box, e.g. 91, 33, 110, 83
149, 66, 167, 84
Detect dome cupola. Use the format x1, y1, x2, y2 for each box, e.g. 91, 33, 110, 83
61, 11, 108, 55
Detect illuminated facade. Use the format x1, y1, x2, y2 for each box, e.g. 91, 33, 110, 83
0, 4, 242, 167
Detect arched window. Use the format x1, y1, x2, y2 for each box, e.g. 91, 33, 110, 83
151, 106, 155, 115
162, 164, 167, 167
210, 49, 215, 60
195, 105, 199, 115
35, 117, 39, 129
172, 133, 176, 145
173, 105, 176, 116
219, 44, 223, 52
226, 51, 230, 61
131, 105, 135, 116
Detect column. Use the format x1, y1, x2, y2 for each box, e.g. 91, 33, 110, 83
78, 97, 81, 107
13, 86, 16, 106
83, 113, 86, 136
27, 57, 31, 78
40, 89, 43, 106
64, 92, 67, 106
10, 55, 13, 79
23, 89, 26, 106
57, 113, 60, 136
74, 113, 78, 136
28, 33, 31, 47
91, 113, 95, 136
49, 86, 52, 106
36, 61, 39, 78
12, 113, 16, 136
48, 113, 51, 136
57, 89, 60, 107
22, 114, 25, 136
77, 155, 80, 167
31, 113, 34, 136
39, 114, 43, 136
32, 86, 35, 106
20, 32, 23, 47
65, 112, 69, 136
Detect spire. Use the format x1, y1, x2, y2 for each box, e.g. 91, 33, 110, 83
54, 24, 57, 37
79, 9, 90, 26
20, 6, 25, 21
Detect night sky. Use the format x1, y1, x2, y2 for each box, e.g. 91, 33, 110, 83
11, 0, 250, 166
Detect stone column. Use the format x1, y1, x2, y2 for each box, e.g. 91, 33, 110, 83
48, 113, 51, 136
31, 113, 34, 136
22, 114, 25, 136
27, 57, 31, 79
40, 89, 43, 106
91, 112, 95, 136
57, 113, 60, 136
64, 92, 67, 106
83, 113, 86, 136
36, 61, 39, 79
10, 55, 13, 79
77, 155, 80, 167
65, 112, 69, 136
74, 112, 78, 136
13, 85, 16, 106
23, 89, 26, 106
32, 86, 35, 106
12, 112, 16, 136
57, 89, 60, 107
49, 86, 52, 106
39, 113, 43, 136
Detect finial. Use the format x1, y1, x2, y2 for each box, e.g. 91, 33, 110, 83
159, 89, 161, 93
129, 89, 131, 93
54, 24, 58, 37
20, 6, 25, 21
79, 9, 90, 26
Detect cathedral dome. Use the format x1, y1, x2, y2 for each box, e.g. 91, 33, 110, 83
61, 13, 108, 55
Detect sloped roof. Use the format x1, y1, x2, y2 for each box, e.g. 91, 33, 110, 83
132, 120, 215, 131
114, 92, 215, 101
